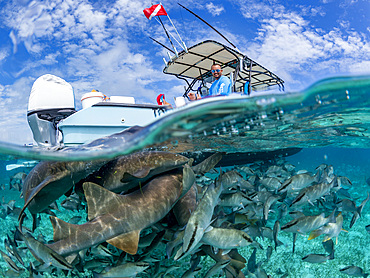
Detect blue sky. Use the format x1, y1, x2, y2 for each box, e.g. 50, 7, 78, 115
0, 0, 369, 144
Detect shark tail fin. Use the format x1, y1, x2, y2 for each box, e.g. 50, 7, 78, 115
50, 216, 79, 242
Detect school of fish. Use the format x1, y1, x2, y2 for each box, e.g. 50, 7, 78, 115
0, 150, 369, 278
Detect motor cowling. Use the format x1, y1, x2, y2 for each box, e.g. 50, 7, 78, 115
27, 74, 76, 146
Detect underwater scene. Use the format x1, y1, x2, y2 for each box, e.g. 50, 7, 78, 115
0, 75, 369, 278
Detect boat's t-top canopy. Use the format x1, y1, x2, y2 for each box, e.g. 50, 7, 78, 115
163, 40, 284, 96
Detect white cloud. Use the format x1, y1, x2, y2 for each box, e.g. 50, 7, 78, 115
9, 31, 17, 54
0, 77, 34, 143
236, 0, 283, 20
0, 49, 8, 64
242, 10, 370, 89
205, 3, 225, 16
348, 60, 370, 74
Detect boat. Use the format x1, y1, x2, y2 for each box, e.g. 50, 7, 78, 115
27, 3, 285, 148
26, 39, 284, 147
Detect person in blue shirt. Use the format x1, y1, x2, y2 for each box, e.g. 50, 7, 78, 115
188, 64, 231, 100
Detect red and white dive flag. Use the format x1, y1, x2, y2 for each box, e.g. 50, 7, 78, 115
143, 3, 167, 20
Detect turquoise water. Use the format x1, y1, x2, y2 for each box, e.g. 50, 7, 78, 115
0, 75, 369, 277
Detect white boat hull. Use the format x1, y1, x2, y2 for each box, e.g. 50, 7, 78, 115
58, 102, 169, 145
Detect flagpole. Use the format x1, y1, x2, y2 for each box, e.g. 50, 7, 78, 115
149, 36, 175, 54
156, 16, 178, 57
166, 13, 187, 52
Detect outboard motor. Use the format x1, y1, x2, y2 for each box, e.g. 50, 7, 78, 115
27, 74, 76, 147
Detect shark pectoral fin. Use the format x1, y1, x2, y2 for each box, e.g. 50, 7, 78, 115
106, 230, 140, 255
181, 165, 195, 197
19, 175, 60, 221
130, 167, 151, 179
83, 182, 122, 220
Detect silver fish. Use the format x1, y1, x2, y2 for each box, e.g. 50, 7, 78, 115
281, 210, 336, 234
265, 165, 284, 178
68, 216, 82, 225
203, 260, 230, 278
302, 253, 334, 263
17, 228, 72, 270
308, 212, 344, 243
177, 173, 223, 259
221, 170, 254, 191
181, 266, 202, 278
92, 261, 150, 278
322, 238, 335, 255
265, 245, 273, 263
201, 245, 242, 278
238, 166, 255, 176
339, 266, 369, 277
290, 178, 337, 207
260, 177, 282, 191
278, 172, 317, 193
219, 192, 253, 207
0, 250, 22, 273
336, 199, 357, 212
201, 227, 253, 249
284, 163, 295, 172
263, 194, 280, 220
61, 197, 83, 211
5, 235, 24, 266
166, 230, 185, 259
273, 220, 281, 250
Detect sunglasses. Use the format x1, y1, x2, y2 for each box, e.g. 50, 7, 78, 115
211, 69, 221, 73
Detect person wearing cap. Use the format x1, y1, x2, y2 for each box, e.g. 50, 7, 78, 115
187, 64, 231, 100
157, 94, 172, 108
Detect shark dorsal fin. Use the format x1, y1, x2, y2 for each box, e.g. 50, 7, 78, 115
50, 216, 79, 242
83, 182, 123, 220
106, 230, 140, 255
